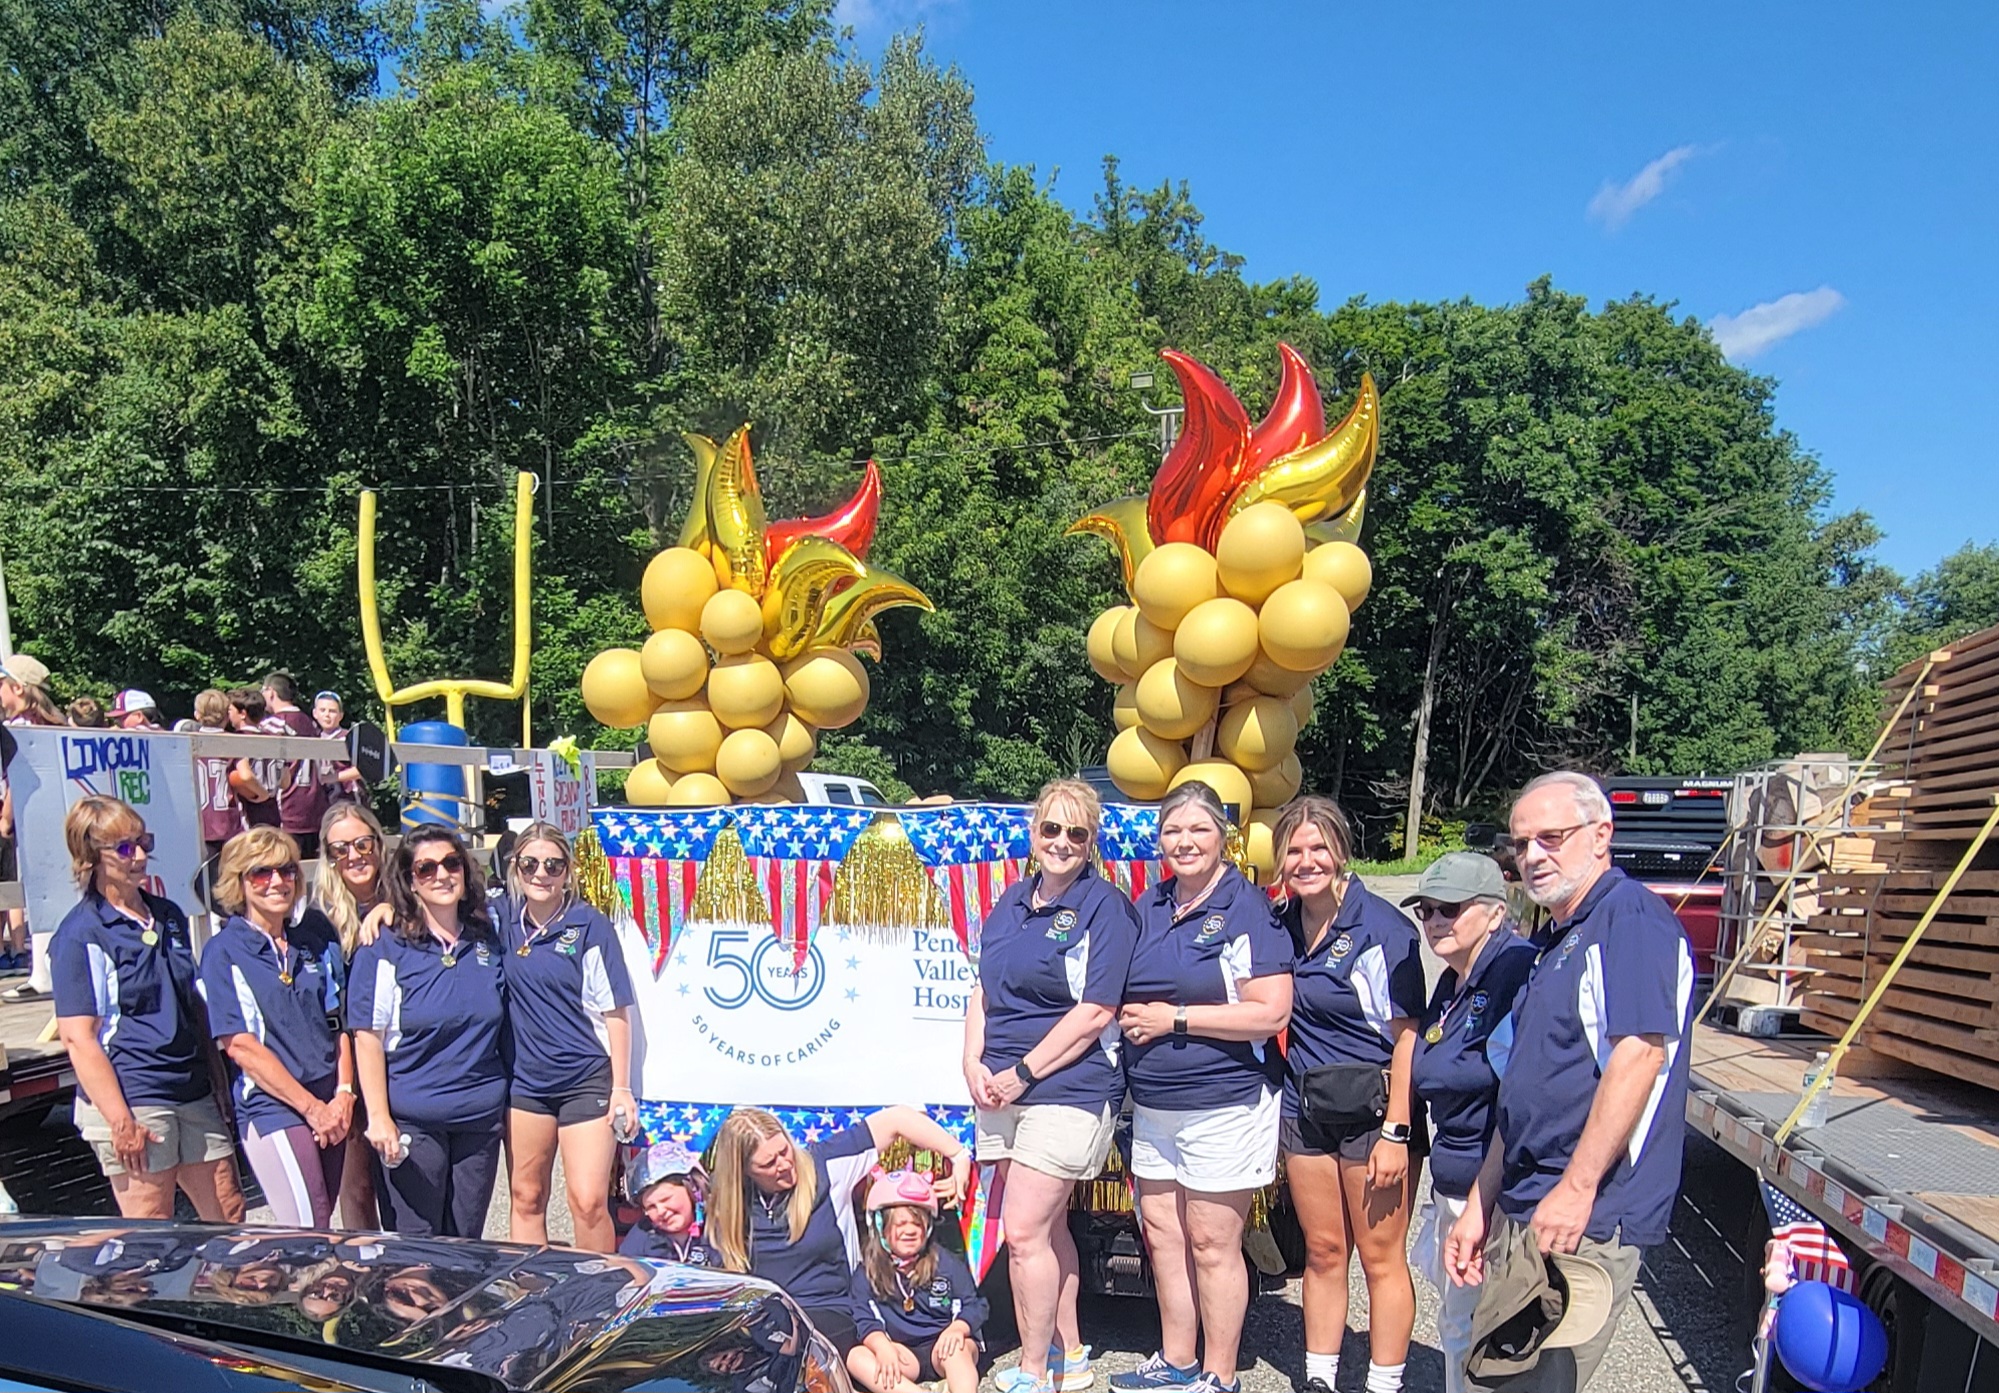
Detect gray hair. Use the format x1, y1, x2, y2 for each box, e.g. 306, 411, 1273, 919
1158, 779, 1233, 834
1518, 771, 1613, 825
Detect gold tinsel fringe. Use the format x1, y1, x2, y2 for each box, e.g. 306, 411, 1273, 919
574, 826, 619, 918
689, 827, 770, 924
826, 817, 952, 942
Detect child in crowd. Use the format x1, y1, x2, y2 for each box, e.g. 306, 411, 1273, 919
617, 1141, 710, 1265
847, 1169, 986, 1393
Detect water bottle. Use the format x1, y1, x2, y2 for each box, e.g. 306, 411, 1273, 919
1799, 1053, 1831, 1130
384, 1132, 413, 1169
612, 1103, 637, 1144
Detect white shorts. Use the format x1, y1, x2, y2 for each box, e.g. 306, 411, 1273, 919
1130, 1087, 1280, 1192
976, 1102, 1116, 1180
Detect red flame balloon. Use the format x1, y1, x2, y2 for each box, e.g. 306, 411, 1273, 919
1145, 350, 1250, 547
764, 460, 883, 570
1202, 343, 1325, 549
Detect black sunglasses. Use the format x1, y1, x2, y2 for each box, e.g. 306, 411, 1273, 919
412, 853, 466, 882
515, 855, 568, 878
326, 835, 380, 860
95, 833, 156, 860
1415, 900, 1470, 921
1038, 820, 1091, 847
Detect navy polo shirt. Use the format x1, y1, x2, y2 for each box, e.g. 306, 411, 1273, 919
495, 897, 635, 1099
1411, 930, 1537, 1200
1280, 877, 1426, 1118
1123, 866, 1295, 1111
709, 1121, 878, 1312
198, 910, 346, 1134
977, 865, 1138, 1110
50, 890, 210, 1108
619, 1222, 711, 1265
348, 925, 510, 1129
850, 1245, 988, 1345
1492, 868, 1694, 1246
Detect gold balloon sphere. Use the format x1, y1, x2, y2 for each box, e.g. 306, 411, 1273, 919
640, 627, 710, 701
647, 699, 724, 774
1248, 753, 1303, 808
665, 771, 730, 806
1169, 760, 1255, 822
707, 653, 785, 729
783, 647, 871, 729
765, 710, 818, 773
715, 727, 783, 796
700, 588, 765, 655
1303, 540, 1372, 611
1239, 649, 1313, 698
1086, 607, 1129, 684
1245, 809, 1283, 876
642, 546, 719, 633
1112, 607, 1175, 681
1113, 681, 1142, 731
1135, 658, 1220, 741
1132, 543, 1220, 628
1107, 725, 1186, 801
624, 758, 677, 806
1217, 695, 1299, 773
580, 648, 657, 729
1258, 579, 1350, 673
1215, 502, 1306, 606
1173, 597, 1261, 688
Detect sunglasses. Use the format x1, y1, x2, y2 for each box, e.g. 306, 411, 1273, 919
1037, 821, 1092, 847
411, 853, 466, 882
1506, 823, 1593, 856
515, 855, 568, 878
1415, 900, 1470, 921
327, 835, 380, 861
244, 864, 299, 889
95, 833, 156, 859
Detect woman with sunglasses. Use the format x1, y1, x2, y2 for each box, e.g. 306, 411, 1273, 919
197, 824, 354, 1227
494, 821, 635, 1251
315, 802, 392, 1225
347, 826, 509, 1237
1271, 795, 1426, 1393
1402, 853, 1534, 1393
963, 778, 1136, 1393
50, 796, 245, 1222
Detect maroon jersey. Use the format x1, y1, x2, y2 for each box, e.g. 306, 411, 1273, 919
193, 746, 242, 844
239, 718, 285, 828
266, 708, 328, 835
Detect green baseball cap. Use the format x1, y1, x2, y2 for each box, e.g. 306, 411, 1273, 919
1401, 850, 1508, 907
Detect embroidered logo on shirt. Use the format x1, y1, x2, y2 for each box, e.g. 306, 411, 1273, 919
475, 943, 493, 967
1047, 908, 1078, 943
1194, 913, 1227, 945
1330, 932, 1354, 960
558, 927, 581, 956
1555, 931, 1582, 967
1469, 990, 1489, 1016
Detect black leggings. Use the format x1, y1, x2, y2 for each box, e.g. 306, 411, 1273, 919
376, 1119, 503, 1238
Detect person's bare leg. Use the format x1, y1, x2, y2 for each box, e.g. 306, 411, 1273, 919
1286, 1151, 1353, 1357
1051, 1189, 1085, 1355
1183, 1189, 1252, 1382
109, 1168, 177, 1220
1135, 1178, 1200, 1369
505, 1108, 559, 1244
1342, 1154, 1415, 1367
935, 1334, 981, 1393
558, 1115, 618, 1252
176, 1158, 246, 1223
1002, 1161, 1074, 1380
339, 1132, 379, 1228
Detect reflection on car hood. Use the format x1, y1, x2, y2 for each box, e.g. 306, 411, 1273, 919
0, 1216, 831, 1393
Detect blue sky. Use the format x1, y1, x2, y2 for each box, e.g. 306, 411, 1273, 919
837, 0, 1997, 579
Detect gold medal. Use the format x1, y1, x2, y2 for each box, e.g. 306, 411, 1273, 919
1423, 1024, 1444, 1045
141, 930, 159, 947
279, 971, 294, 986
441, 952, 458, 968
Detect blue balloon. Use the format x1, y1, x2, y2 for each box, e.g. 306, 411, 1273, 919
1773, 1281, 1889, 1392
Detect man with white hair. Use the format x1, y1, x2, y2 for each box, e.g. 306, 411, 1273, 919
1443, 771, 1694, 1390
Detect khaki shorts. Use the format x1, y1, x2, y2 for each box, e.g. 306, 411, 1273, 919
75, 1093, 235, 1178
975, 1101, 1116, 1180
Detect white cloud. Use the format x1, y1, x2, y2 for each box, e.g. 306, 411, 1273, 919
1587, 145, 1701, 229
835, 0, 958, 32
1708, 287, 1847, 360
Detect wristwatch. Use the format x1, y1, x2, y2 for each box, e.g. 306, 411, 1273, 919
1013, 1061, 1037, 1087
1172, 1005, 1189, 1037
1380, 1121, 1412, 1144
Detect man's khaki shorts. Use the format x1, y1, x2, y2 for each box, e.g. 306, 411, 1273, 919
974, 1101, 1116, 1180
74, 1093, 235, 1178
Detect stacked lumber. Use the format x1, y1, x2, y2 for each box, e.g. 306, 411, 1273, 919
1875, 623, 1999, 841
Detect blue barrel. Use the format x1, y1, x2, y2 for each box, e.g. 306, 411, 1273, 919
399, 720, 470, 829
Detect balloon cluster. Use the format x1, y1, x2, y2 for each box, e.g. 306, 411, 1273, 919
1072, 346, 1377, 870
580, 429, 931, 805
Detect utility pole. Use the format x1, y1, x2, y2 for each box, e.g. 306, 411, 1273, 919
1131, 371, 1183, 459
0, 549, 12, 656
1630, 692, 1639, 765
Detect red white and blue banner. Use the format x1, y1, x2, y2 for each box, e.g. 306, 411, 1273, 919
900, 804, 1033, 954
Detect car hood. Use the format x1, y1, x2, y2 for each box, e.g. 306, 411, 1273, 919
0, 1216, 836, 1393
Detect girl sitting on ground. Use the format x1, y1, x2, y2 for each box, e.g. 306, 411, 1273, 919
618, 1141, 711, 1265
846, 1169, 987, 1393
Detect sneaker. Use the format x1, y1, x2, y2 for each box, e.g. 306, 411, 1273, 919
1107, 1355, 1201, 1391
1185, 1378, 1239, 1393
1293, 1380, 1334, 1393
995, 1369, 1054, 1393
1047, 1344, 1095, 1393
0, 983, 45, 1003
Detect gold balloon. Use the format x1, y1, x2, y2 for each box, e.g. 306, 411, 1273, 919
700, 588, 764, 655
1224, 374, 1378, 527
716, 728, 783, 797
707, 653, 785, 729
1249, 753, 1303, 808
1304, 488, 1367, 548
1107, 725, 1186, 801
625, 758, 677, 806
1067, 494, 1155, 592
1303, 540, 1373, 611
581, 649, 656, 729
1113, 608, 1175, 681
706, 427, 769, 595
1173, 597, 1260, 687
1240, 649, 1313, 697
1245, 809, 1282, 876
665, 771, 730, 806
1135, 658, 1220, 741
675, 433, 719, 555
1215, 503, 1306, 606
1217, 695, 1299, 773
762, 537, 867, 660
642, 546, 719, 633
848, 618, 884, 662
1132, 543, 1220, 628
1169, 760, 1254, 821
1113, 681, 1142, 731
641, 628, 710, 701
766, 710, 818, 773
648, 699, 724, 774
811, 567, 934, 651
1258, 579, 1350, 673
1087, 607, 1129, 684
784, 647, 870, 729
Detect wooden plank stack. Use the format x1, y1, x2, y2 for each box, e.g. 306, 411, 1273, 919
1800, 622, 1999, 1089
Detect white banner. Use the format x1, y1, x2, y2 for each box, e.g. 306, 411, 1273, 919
6, 726, 206, 931
526, 749, 596, 840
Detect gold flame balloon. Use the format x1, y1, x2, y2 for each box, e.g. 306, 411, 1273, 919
1221, 376, 1377, 527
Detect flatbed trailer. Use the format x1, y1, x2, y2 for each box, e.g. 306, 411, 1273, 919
1688, 1023, 1999, 1390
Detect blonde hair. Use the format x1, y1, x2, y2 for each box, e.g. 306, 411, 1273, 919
314, 802, 386, 958
706, 1108, 819, 1273
1270, 795, 1356, 905
214, 827, 302, 916
194, 688, 229, 728
63, 796, 144, 891
506, 822, 573, 903
1032, 778, 1101, 835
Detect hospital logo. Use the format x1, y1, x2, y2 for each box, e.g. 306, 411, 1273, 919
1047, 909, 1077, 943
1194, 913, 1226, 945
1556, 932, 1581, 967
1330, 932, 1354, 961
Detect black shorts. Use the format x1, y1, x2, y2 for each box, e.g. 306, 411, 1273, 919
1281, 1108, 1429, 1163
511, 1063, 613, 1126
801, 1303, 861, 1355
0, 835, 15, 883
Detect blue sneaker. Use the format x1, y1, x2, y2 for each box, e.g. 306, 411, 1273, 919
995, 1369, 1054, 1393
1185, 1377, 1239, 1393
1047, 1345, 1095, 1393
1107, 1355, 1201, 1391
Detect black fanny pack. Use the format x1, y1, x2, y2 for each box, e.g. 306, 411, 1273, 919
1299, 1062, 1388, 1136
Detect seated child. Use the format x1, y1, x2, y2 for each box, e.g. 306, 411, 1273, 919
618, 1141, 711, 1265
845, 1169, 986, 1393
